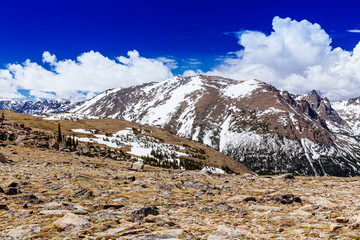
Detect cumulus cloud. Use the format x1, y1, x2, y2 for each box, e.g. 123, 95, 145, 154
0, 50, 174, 100
209, 16, 360, 101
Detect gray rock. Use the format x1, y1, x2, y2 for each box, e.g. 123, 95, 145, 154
212, 202, 233, 212
39, 210, 70, 215
0, 224, 41, 239
72, 188, 94, 199
53, 213, 92, 231
132, 162, 144, 171
132, 206, 159, 222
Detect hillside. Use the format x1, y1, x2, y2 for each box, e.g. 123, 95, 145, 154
2, 110, 250, 174
72, 75, 360, 176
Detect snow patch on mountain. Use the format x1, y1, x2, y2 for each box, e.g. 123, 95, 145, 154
332, 100, 360, 136
223, 79, 265, 98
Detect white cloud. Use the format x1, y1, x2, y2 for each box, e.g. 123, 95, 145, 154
0, 50, 173, 100
348, 29, 360, 33
209, 16, 360, 101
156, 57, 178, 70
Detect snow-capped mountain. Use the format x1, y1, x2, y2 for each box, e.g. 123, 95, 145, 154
72, 75, 360, 176
0, 98, 75, 114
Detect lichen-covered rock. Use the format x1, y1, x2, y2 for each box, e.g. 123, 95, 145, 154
53, 213, 92, 231
0, 224, 41, 239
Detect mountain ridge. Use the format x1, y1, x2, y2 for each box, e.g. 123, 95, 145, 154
71, 75, 360, 176
2, 75, 360, 176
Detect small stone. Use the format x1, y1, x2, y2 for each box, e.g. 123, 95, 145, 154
5, 188, 21, 195
0, 153, 6, 163
243, 196, 257, 202
8, 182, 18, 188
212, 202, 233, 212
335, 217, 349, 223
278, 173, 295, 180
125, 176, 136, 181
0, 204, 9, 210
72, 188, 94, 199
103, 204, 124, 210
330, 223, 342, 232
15, 139, 24, 146
0, 186, 4, 193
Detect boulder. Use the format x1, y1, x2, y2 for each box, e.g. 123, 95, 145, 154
1, 224, 41, 239
5, 188, 21, 195
330, 223, 342, 232
0, 204, 9, 210
72, 188, 94, 199
0, 153, 6, 163
48, 138, 59, 150
335, 217, 348, 223
212, 202, 233, 212
132, 206, 159, 222
53, 213, 92, 231
132, 162, 144, 171
15, 138, 24, 146
309, 196, 338, 209
349, 215, 360, 229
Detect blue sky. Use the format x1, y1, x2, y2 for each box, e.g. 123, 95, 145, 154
0, 0, 360, 101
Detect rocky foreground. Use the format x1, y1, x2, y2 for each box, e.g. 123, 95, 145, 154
1, 144, 360, 239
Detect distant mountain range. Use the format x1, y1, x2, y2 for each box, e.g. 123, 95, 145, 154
0, 98, 75, 114
2, 75, 360, 176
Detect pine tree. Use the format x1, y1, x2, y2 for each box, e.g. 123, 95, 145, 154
57, 123, 62, 143
0, 112, 4, 125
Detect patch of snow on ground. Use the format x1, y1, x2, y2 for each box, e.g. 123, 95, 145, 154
41, 113, 101, 121
202, 166, 226, 174
72, 128, 190, 161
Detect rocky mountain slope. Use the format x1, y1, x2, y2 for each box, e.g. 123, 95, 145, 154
0, 98, 74, 114
72, 75, 360, 176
